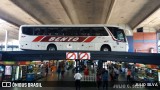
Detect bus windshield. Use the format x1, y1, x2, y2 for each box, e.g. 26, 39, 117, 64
107, 27, 126, 42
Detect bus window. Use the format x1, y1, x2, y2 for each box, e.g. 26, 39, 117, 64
48, 27, 59, 35
22, 27, 34, 35
90, 28, 95, 36
99, 28, 108, 36
61, 27, 72, 36
107, 27, 118, 38
33, 27, 45, 35
92, 27, 108, 36
80, 27, 91, 36
72, 27, 79, 36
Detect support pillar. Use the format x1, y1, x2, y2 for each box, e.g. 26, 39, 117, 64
4, 30, 8, 51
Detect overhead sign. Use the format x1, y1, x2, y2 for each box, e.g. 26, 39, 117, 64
66, 52, 78, 60
79, 52, 90, 60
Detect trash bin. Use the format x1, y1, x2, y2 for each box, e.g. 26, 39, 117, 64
150, 48, 154, 53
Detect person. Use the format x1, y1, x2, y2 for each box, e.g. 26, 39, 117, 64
45, 67, 48, 77
74, 71, 82, 90
57, 66, 61, 80
109, 68, 114, 81
125, 68, 128, 77
61, 66, 65, 79
114, 68, 119, 81
84, 67, 89, 76
102, 70, 108, 90
127, 69, 131, 82
96, 72, 102, 90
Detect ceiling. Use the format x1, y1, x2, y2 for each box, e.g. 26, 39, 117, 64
0, 0, 160, 42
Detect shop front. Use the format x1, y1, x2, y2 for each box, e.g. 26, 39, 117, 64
134, 63, 159, 82
0, 64, 5, 81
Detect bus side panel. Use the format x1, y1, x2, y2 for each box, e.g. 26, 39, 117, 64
19, 41, 32, 50
92, 36, 113, 51
19, 35, 34, 50
19, 35, 43, 50
95, 43, 113, 51
32, 42, 42, 50
43, 42, 64, 50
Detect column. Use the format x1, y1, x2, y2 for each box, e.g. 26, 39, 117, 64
4, 30, 8, 51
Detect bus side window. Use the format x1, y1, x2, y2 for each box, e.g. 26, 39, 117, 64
80, 28, 85, 36
96, 32, 101, 36
90, 28, 96, 36
33, 29, 39, 35
83, 27, 91, 36
99, 28, 108, 36
92, 27, 108, 36
42, 28, 47, 35
23, 27, 34, 35
61, 27, 71, 36
34, 28, 41, 35
48, 27, 59, 36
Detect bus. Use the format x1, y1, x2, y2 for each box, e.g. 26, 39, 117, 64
19, 25, 129, 52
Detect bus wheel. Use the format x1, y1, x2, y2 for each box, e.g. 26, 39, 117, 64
47, 45, 57, 51
101, 46, 111, 51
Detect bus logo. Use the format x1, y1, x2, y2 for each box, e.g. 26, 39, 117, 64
33, 36, 96, 42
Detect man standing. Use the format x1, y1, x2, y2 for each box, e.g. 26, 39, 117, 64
45, 67, 48, 77
102, 70, 108, 90
74, 71, 82, 90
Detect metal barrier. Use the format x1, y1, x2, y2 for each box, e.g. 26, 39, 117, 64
81, 73, 96, 82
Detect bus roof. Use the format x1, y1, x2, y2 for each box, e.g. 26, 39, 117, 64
20, 24, 121, 28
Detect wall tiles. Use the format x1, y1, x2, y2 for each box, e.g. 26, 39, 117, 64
133, 32, 157, 53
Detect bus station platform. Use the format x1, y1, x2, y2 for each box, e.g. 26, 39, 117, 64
2, 69, 156, 90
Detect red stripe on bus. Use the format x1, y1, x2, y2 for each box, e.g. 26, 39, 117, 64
40, 36, 88, 42
84, 36, 96, 42
33, 36, 44, 42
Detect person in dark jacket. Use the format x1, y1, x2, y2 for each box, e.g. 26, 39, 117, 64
45, 67, 48, 77
57, 66, 61, 80
102, 70, 108, 90
96, 72, 102, 90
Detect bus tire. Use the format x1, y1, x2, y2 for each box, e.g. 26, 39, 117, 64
101, 45, 111, 51
47, 45, 57, 51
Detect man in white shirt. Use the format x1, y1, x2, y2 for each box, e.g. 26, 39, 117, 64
74, 71, 82, 90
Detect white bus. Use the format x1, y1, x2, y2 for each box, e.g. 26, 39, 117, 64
19, 25, 129, 51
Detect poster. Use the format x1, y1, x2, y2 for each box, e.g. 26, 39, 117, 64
5, 66, 12, 75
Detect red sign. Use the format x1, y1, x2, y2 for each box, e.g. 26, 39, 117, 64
18, 61, 30, 65
79, 52, 90, 60
66, 52, 78, 60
